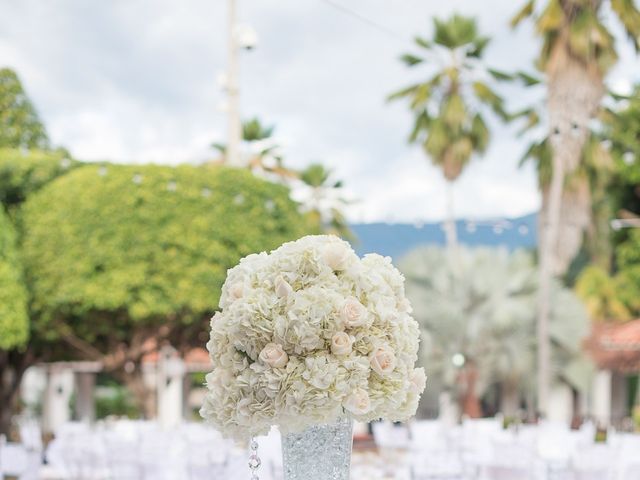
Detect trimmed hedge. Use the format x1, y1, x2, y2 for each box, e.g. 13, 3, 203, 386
21, 163, 317, 343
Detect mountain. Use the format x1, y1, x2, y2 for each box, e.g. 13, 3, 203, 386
350, 213, 537, 261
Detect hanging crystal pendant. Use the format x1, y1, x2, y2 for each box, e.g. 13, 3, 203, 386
248, 438, 261, 480
281, 416, 354, 480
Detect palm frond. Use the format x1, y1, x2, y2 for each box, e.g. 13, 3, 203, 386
536, 0, 564, 33
386, 83, 422, 102
472, 81, 509, 121
611, 0, 640, 52
487, 68, 514, 81
414, 35, 432, 49
510, 0, 536, 28
400, 53, 424, 66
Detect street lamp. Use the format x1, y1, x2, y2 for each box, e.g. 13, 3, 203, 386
224, 0, 258, 167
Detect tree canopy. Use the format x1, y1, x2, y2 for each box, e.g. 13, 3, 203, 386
0, 68, 49, 150
0, 148, 77, 209
0, 206, 28, 350
20, 163, 317, 355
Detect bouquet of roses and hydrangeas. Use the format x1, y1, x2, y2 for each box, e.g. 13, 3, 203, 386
201, 235, 426, 440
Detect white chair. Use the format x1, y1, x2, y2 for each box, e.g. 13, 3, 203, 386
104, 436, 141, 480
570, 443, 615, 480
622, 463, 640, 480
373, 421, 410, 450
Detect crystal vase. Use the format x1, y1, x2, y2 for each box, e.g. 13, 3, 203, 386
281, 416, 354, 480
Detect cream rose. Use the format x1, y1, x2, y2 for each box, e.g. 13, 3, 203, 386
369, 344, 396, 376
340, 297, 368, 328
274, 275, 293, 298
343, 388, 371, 415
229, 281, 244, 300
331, 332, 353, 356
259, 343, 289, 368
322, 241, 352, 271
409, 367, 427, 393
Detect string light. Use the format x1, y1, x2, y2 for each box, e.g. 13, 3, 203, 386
264, 199, 275, 212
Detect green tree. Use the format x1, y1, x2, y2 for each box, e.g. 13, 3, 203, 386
0, 148, 77, 209
20, 163, 316, 416
575, 265, 633, 321
574, 87, 640, 323
400, 246, 590, 418
0, 149, 79, 435
0, 68, 49, 150
512, 0, 640, 412
389, 14, 509, 248
0, 206, 29, 434
298, 163, 354, 240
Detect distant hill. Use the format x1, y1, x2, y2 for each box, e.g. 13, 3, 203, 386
350, 213, 537, 262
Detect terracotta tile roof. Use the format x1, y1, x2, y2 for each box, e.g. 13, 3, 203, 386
584, 319, 640, 373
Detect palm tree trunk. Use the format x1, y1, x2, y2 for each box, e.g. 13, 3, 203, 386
539, 177, 592, 274
444, 180, 458, 249
459, 361, 482, 418
501, 379, 521, 418
537, 50, 604, 415
537, 153, 563, 416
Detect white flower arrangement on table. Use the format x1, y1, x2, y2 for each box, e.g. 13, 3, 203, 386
200, 235, 426, 440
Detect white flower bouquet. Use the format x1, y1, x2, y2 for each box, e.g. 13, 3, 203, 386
201, 235, 426, 440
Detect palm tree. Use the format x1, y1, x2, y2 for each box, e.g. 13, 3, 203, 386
297, 163, 354, 240
389, 14, 509, 248
212, 117, 297, 181
512, 0, 640, 414
400, 246, 589, 419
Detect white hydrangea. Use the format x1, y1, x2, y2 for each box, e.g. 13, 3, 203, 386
200, 235, 426, 440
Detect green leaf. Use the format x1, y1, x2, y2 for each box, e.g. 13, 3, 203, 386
0, 205, 29, 349
0, 68, 50, 150
386, 83, 421, 102
400, 53, 424, 66
536, 0, 564, 33
611, 0, 640, 52
488, 68, 514, 81
469, 36, 491, 58
414, 35, 432, 49
516, 71, 542, 86
472, 81, 509, 121
510, 0, 536, 28
471, 114, 489, 153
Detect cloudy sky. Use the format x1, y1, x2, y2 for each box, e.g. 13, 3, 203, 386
1, 0, 638, 223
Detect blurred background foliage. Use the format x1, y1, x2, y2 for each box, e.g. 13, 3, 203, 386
0, 205, 28, 350
0, 68, 49, 150
0, 148, 78, 210
401, 247, 590, 418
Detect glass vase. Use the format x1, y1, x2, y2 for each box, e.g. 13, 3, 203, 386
281, 415, 354, 480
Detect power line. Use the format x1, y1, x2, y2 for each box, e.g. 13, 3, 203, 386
319, 0, 405, 41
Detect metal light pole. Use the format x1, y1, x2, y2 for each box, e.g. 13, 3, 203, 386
226, 0, 242, 167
